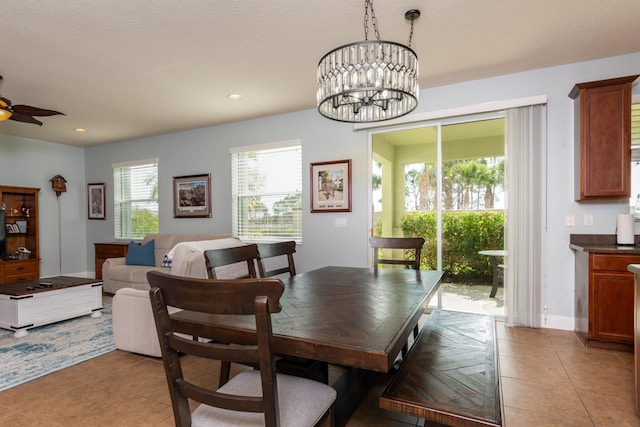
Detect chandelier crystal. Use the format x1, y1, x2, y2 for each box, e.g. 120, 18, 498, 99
317, 1, 420, 123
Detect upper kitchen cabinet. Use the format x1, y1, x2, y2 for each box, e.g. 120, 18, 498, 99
570, 75, 639, 201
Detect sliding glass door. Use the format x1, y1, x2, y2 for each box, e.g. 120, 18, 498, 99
370, 113, 506, 316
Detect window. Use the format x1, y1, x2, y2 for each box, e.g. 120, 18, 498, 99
113, 159, 159, 239
231, 141, 302, 243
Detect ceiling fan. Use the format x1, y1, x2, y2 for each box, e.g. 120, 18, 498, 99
0, 75, 64, 126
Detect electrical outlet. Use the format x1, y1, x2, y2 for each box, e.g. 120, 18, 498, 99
584, 214, 594, 226
565, 214, 575, 227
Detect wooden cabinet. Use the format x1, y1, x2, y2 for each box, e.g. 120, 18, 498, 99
569, 75, 639, 201
0, 185, 40, 284
575, 251, 635, 351
94, 242, 129, 279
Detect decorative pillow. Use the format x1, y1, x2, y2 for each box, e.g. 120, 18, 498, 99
161, 255, 172, 268
125, 239, 155, 266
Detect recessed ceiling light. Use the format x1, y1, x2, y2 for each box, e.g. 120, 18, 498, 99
74, 128, 87, 133
227, 94, 243, 101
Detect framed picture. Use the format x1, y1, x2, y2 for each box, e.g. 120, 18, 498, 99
88, 183, 106, 220
15, 220, 27, 233
310, 159, 352, 213
173, 173, 212, 218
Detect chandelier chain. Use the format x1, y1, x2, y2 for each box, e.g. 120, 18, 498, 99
363, 0, 381, 41
408, 18, 415, 47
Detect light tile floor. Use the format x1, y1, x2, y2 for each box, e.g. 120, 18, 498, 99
0, 315, 637, 426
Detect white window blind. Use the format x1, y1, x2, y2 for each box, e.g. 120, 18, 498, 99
231, 142, 302, 243
113, 159, 159, 239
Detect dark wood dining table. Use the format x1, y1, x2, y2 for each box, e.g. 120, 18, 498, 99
172, 265, 443, 425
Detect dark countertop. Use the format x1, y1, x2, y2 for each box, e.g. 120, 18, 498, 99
570, 234, 640, 254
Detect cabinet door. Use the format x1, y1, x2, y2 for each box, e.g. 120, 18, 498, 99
94, 243, 128, 279
590, 271, 634, 342
570, 75, 638, 200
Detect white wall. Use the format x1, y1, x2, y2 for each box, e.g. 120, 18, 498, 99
3, 52, 639, 329
0, 134, 87, 276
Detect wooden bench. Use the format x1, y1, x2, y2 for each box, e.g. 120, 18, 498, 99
380, 309, 501, 427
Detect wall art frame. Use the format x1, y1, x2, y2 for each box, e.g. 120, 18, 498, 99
310, 159, 352, 213
88, 183, 106, 220
173, 173, 212, 218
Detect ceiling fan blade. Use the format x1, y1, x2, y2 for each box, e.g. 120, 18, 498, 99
0, 96, 12, 107
8, 113, 43, 126
12, 105, 64, 117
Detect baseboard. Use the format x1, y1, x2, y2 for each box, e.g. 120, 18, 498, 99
540, 314, 574, 331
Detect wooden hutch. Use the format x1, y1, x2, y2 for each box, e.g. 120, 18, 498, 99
0, 185, 40, 283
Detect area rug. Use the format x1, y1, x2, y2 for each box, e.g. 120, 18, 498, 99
0, 296, 114, 392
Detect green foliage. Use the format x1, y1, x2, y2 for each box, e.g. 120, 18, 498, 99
130, 208, 159, 239
400, 210, 504, 283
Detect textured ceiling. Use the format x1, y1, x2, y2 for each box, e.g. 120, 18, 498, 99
1, 0, 640, 147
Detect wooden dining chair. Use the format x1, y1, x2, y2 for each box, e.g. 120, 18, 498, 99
147, 271, 336, 427
369, 237, 425, 270
256, 241, 297, 278
256, 241, 329, 384
369, 236, 425, 356
203, 244, 261, 385
204, 244, 259, 279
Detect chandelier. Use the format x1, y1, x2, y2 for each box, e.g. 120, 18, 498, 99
317, 0, 420, 123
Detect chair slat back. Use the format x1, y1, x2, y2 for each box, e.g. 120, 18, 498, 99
204, 244, 259, 279
256, 241, 297, 278
147, 270, 285, 427
369, 237, 425, 270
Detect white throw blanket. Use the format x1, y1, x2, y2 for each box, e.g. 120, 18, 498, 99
168, 238, 249, 279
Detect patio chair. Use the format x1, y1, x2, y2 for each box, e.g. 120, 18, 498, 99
369, 237, 425, 270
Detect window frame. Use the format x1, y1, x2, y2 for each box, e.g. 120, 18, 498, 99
230, 140, 302, 243
112, 158, 159, 240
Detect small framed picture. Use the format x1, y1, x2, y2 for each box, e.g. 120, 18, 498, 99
173, 173, 212, 218
310, 159, 352, 213
88, 183, 106, 220
6, 224, 14, 234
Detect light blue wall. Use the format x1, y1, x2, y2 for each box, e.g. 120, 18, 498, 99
83, 51, 640, 329
3, 52, 639, 329
0, 134, 87, 276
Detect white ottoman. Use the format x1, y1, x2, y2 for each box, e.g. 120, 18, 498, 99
112, 287, 181, 357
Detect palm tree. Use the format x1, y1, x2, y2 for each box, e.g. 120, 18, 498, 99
458, 162, 482, 209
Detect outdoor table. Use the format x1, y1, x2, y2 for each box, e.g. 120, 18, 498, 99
479, 250, 506, 298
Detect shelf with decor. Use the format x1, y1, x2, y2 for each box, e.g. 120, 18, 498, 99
0, 185, 40, 284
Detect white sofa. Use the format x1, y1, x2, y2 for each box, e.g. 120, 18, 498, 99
108, 233, 250, 357
102, 232, 238, 294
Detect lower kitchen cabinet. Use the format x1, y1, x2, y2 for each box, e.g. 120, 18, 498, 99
575, 252, 635, 351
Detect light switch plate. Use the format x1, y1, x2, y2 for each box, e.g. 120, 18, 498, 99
335, 218, 347, 227
584, 214, 594, 226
